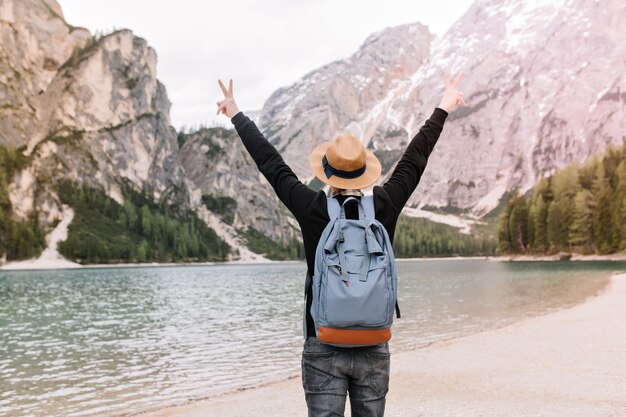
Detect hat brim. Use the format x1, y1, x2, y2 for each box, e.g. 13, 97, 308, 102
309, 141, 382, 190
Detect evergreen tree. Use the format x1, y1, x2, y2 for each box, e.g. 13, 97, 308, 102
527, 177, 551, 253
591, 164, 612, 253
1, 145, 46, 260
137, 240, 149, 262
508, 195, 529, 252
124, 200, 138, 230
140, 205, 152, 237
621, 194, 626, 251
532, 194, 549, 253
497, 195, 514, 254
611, 160, 626, 251
547, 164, 578, 251
546, 199, 563, 252
569, 189, 594, 252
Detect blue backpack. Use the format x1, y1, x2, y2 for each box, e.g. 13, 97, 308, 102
306, 195, 400, 347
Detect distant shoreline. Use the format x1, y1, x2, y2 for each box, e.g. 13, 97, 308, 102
3, 253, 626, 272
0, 259, 279, 272
494, 253, 626, 262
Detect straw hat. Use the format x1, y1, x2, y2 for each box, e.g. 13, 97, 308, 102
309, 133, 382, 189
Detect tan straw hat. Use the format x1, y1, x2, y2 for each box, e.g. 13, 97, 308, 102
309, 133, 382, 189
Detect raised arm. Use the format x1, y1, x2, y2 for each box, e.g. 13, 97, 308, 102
382, 71, 465, 211
216, 79, 317, 221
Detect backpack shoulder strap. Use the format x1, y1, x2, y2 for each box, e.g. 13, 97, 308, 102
361, 195, 375, 220
361, 194, 400, 318
327, 197, 341, 220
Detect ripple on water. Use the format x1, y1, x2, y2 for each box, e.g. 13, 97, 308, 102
0, 260, 620, 417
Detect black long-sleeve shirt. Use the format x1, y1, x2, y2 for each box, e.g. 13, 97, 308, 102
231, 107, 448, 336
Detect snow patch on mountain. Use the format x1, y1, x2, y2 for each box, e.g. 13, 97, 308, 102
1, 205, 81, 270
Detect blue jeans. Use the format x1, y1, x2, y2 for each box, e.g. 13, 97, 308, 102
301, 337, 390, 417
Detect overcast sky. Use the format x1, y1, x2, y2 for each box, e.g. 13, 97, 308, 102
58, 0, 474, 129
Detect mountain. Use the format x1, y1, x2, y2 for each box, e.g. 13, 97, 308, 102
2, 0, 187, 219
259, 0, 626, 218
176, 127, 300, 259
0, 0, 292, 263
2, 0, 625, 264
259, 23, 434, 179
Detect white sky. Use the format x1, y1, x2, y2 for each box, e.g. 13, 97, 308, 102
58, 0, 474, 129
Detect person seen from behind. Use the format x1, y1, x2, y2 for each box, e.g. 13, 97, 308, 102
216, 71, 465, 416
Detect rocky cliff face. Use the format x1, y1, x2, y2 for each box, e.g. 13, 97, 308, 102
2, 1, 185, 224
7, 19, 189, 224
177, 127, 299, 244
27, 28, 189, 211
0, 0, 90, 148
259, 23, 434, 179
0, 0, 294, 260
259, 0, 626, 218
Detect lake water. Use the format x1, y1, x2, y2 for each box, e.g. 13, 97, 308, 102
0, 259, 623, 417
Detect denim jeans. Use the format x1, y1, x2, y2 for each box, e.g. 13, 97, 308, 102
301, 337, 390, 417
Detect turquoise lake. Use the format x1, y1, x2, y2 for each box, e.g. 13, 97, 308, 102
1, 259, 624, 417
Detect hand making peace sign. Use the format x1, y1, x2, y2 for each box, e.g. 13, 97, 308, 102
216, 79, 240, 118
438, 71, 466, 113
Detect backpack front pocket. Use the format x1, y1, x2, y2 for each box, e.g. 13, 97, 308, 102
324, 254, 390, 327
